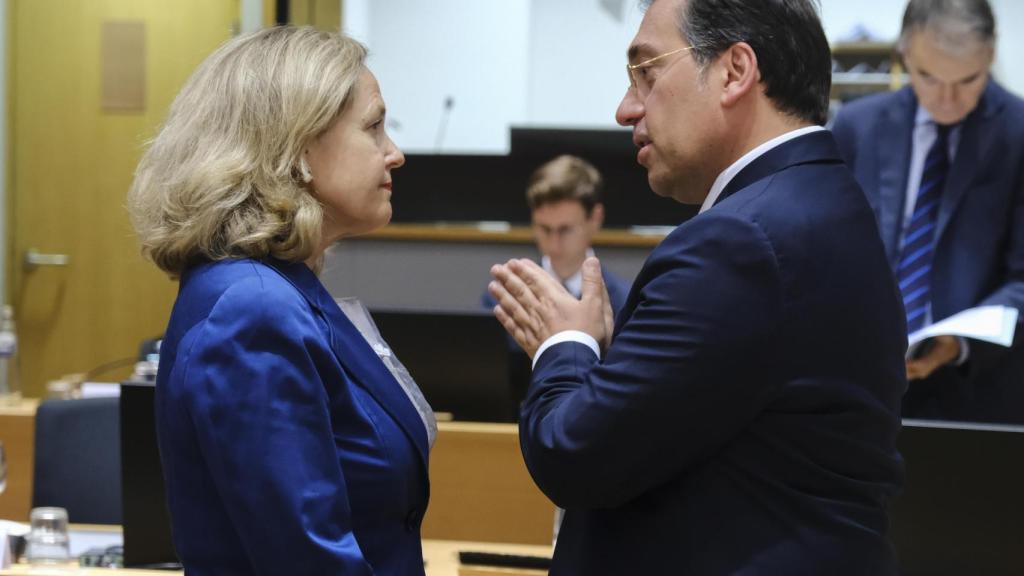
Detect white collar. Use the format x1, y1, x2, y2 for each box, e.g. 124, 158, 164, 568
541, 248, 595, 299
699, 125, 825, 214
914, 104, 933, 127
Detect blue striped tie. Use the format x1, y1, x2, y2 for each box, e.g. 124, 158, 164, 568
898, 123, 952, 334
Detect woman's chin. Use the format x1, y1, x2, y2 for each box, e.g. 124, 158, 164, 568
371, 206, 392, 231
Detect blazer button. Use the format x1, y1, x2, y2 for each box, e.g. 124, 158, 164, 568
405, 509, 422, 532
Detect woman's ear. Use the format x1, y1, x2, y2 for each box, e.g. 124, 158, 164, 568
299, 155, 314, 184
720, 42, 760, 108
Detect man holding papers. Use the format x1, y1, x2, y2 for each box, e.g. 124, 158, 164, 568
832, 0, 1024, 423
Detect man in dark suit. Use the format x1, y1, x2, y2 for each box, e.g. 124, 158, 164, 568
481, 155, 630, 315
488, 0, 906, 574
832, 0, 1024, 423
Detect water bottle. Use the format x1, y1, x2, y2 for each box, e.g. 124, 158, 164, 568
130, 340, 161, 383
0, 306, 19, 404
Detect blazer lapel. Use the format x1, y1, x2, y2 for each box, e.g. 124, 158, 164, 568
935, 81, 1003, 246
262, 259, 430, 474
319, 298, 431, 472
876, 89, 916, 266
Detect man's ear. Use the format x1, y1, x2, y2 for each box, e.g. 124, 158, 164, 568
720, 42, 760, 108
588, 203, 605, 231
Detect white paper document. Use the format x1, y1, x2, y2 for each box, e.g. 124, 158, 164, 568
907, 305, 1019, 358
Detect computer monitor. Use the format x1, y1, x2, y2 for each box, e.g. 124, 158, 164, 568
370, 308, 529, 422
891, 419, 1024, 575
120, 381, 179, 569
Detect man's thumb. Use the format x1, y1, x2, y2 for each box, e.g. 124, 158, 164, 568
581, 257, 605, 300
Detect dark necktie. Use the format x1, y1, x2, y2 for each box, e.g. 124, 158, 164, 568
898, 123, 952, 334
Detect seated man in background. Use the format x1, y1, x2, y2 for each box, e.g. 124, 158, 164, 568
831, 0, 1024, 423
482, 155, 629, 316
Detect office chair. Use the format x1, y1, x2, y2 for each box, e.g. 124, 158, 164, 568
32, 397, 122, 524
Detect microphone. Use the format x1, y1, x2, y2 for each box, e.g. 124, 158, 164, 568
434, 95, 455, 153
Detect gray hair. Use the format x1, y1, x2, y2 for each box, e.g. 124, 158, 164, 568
128, 26, 367, 277
899, 0, 996, 53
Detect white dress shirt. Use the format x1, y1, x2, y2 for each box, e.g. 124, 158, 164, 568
541, 248, 596, 299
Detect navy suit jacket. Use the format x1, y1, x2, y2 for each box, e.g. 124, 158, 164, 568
832, 81, 1024, 422
156, 258, 430, 575
520, 131, 906, 575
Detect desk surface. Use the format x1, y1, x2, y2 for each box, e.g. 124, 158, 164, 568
366, 222, 667, 248
0, 539, 552, 576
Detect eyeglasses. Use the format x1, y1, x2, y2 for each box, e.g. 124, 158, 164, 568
627, 46, 696, 97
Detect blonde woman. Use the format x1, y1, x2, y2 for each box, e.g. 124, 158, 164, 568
128, 26, 433, 575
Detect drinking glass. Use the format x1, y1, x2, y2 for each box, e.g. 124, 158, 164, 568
25, 507, 70, 564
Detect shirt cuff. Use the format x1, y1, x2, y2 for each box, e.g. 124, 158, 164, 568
533, 330, 600, 370
954, 336, 970, 366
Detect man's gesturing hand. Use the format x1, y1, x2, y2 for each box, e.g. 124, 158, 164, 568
488, 257, 613, 358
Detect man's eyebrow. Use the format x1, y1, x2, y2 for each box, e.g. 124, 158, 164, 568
916, 64, 985, 85
627, 42, 656, 62
956, 71, 984, 84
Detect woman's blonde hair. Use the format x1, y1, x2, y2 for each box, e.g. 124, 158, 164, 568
127, 26, 367, 276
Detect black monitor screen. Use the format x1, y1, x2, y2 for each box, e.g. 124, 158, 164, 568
371, 308, 529, 423
891, 419, 1024, 575
120, 381, 178, 568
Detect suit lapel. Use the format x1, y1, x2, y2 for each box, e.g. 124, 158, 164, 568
715, 130, 843, 206
262, 258, 430, 474
935, 81, 1003, 246
876, 89, 916, 266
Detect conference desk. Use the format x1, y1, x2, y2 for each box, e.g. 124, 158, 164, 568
0, 400, 39, 520
0, 404, 555, 570
0, 539, 552, 576
0, 402, 554, 545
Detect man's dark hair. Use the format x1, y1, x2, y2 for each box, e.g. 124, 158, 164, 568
644, 0, 831, 126
899, 0, 996, 51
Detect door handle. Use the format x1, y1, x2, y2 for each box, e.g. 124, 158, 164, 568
24, 249, 70, 271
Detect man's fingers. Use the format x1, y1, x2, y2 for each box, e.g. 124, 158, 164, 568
488, 277, 539, 337
906, 359, 933, 381
491, 262, 546, 338
492, 293, 534, 347
493, 262, 545, 310
509, 258, 565, 300
494, 305, 538, 356
906, 365, 919, 380
506, 259, 570, 331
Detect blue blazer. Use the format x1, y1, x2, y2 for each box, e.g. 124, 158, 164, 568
156, 258, 430, 575
832, 81, 1024, 422
520, 132, 906, 575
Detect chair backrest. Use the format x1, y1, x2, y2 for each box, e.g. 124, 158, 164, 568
32, 397, 121, 524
